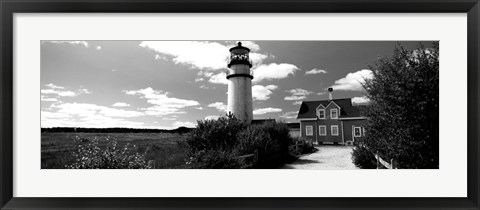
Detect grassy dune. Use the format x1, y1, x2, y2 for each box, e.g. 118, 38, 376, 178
41, 132, 189, 169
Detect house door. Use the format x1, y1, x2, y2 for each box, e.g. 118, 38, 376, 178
352, 126, 362, 142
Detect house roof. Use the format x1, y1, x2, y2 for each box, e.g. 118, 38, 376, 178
252, 119, 276, 125
286, 122, 300, 129
296, 98, 365, 119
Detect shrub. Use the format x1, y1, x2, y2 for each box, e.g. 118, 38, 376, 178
186, 113, 246, 153
186, 149, 243, 169
67, 136, 148, 169
186, 114, 246, 168
186, 114, 298, 169
351, 145, 377, 169
236, 121, 295, 168
361, 43, 439, 168
290, 137, 317, 155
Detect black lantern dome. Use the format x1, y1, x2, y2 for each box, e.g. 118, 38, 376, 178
228, 42, 253, 68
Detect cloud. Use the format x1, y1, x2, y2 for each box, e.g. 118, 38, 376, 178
305, 68, 327, 75
112, 102, 130, 107
46, 83, 65, 89
252, 85, 277, 101
198, 71, 213, 77
252, 63, 299, 83
292, 101, 302, 105
173, 121, 197, 128
141, 41, 296, 84
284, 88, 313, 101
79, 88, 91, 94
209, 72, 228, 85
140, 106, 187, 116
45, 41, 89, 48
41, 111, 71, 120
52, 103, 144, 118
125, 87, 200, 116
140, 41, 276, 85
162, 117, 176, 120
253, 107, 282, 115
154, 54, 168, 61
41, 84, 91, 98
41, 95, 58, 102
204, 115, 220, 120
351, 96, 371, 105
208, 102, 227, 112
41, 89, 76, 97
287, 88, 313, 96
195, 78, 204, 82
139, 41, 231, 70
41, 110, 147, 128
284, 96, 306, 101
331, 69, 373, 91
96, 46, 102, 50
279, 111, 298, 119
250, 53, 269, 67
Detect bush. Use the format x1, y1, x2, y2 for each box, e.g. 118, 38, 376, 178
351, 145, 377, 169
186, 114, 297, 169
361, 43, 439, 168
186, 113, 246, 153
67, 137, 148, 169
186, 149, 243, 169
237, 122, 295, 168
290, 137, 317, 155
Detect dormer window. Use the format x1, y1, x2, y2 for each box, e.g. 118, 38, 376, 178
317, 109, 325, 119
330, 109, 338, 119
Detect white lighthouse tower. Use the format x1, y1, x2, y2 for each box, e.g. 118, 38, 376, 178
226, 42, 253, 124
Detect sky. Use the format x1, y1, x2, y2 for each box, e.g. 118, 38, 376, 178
41, 40, 434, 129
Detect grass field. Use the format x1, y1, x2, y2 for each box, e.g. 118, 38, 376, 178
41, 132, 189, 169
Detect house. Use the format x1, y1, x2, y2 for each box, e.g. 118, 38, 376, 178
296, 89, 367, 145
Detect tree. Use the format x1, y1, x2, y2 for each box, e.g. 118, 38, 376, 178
359, 43, 439, 169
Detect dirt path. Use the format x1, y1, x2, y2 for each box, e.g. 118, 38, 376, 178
283, 145, 359, 169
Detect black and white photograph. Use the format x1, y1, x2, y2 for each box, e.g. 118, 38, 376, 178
41, 40, 439, 169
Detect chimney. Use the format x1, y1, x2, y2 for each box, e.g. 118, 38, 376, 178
328, 87, 333, 101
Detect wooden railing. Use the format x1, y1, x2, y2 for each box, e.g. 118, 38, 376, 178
360, 143, 398, 169
288, 140, 304, 152
238, 149, 258, 168
374, 153, 398, 169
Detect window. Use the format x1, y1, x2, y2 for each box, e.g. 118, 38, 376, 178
330, 109, 338, 119
317, 109, 325, 119
318, 125, 326, 136
306, 125, 313, 136
354, 127, 362, 137
331, 125, 339, 136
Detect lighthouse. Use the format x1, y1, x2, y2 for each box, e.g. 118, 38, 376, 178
226, 42, 253, 124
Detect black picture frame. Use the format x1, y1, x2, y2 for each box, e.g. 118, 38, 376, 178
1, 0, 479, 209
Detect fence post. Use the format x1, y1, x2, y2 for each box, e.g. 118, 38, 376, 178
391, 159, 398, 169
147, 160, 156, 169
